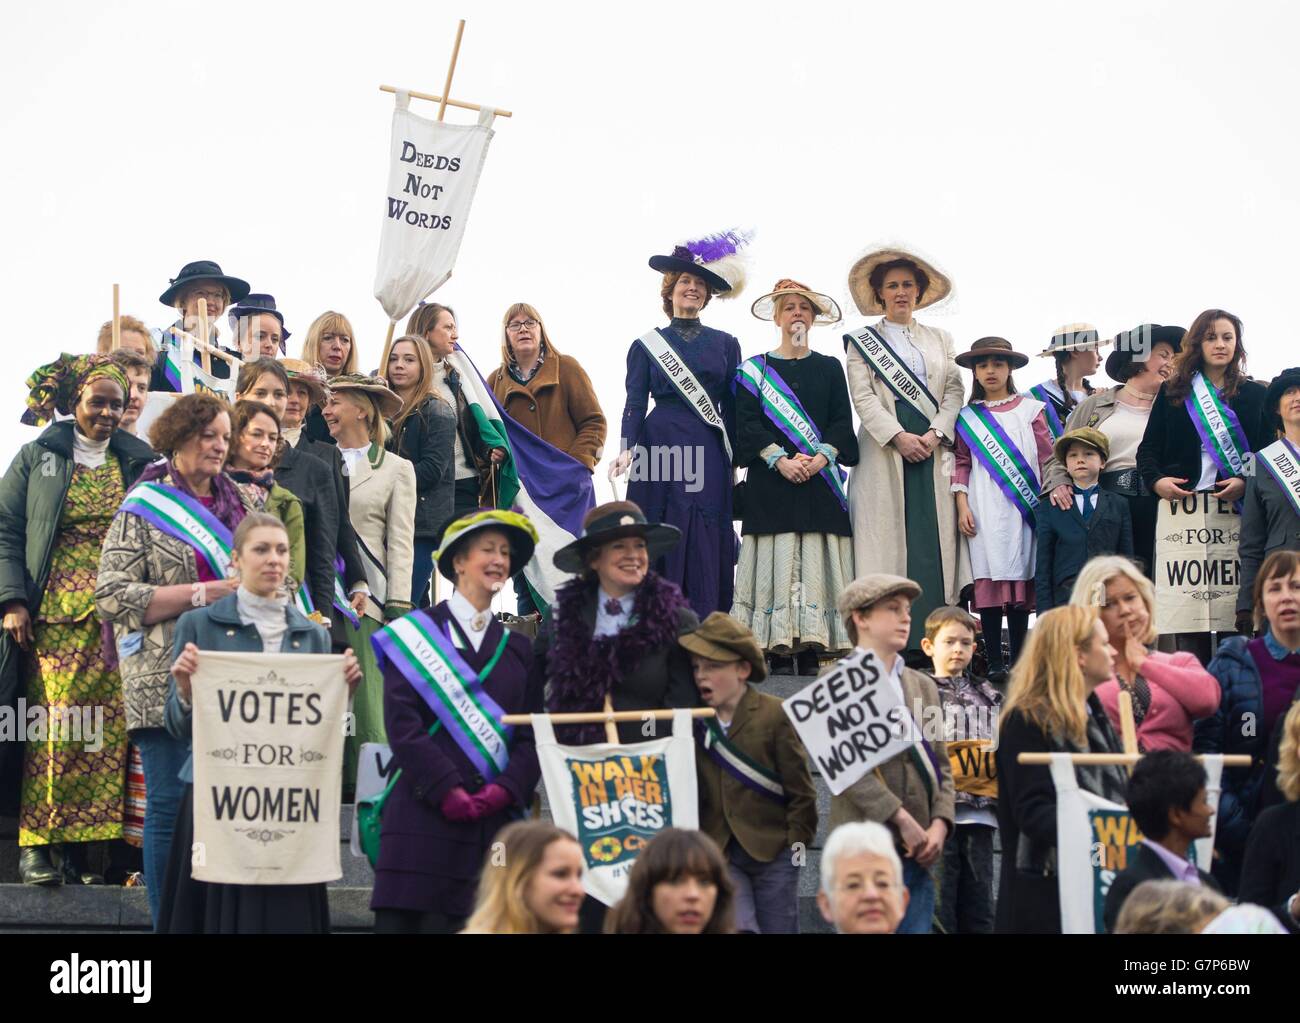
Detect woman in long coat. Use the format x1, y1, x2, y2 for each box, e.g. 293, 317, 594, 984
369, 509, 543, 934
1, 356, 153, 886
843, 247, 968, 649
733, 279, 858, 675
611, 232, 748, 619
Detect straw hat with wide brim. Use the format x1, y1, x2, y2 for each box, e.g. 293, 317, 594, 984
954, 336, 1031, 370
750, 279, 842, 325
1036, 323, 1109, 358
553, 501, 681, 575
434, 509, 539, 584
327, 374, 403, 419
847, 247, 953, 317
277, 358, 328, 406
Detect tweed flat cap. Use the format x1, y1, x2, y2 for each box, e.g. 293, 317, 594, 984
836, 574, 922, 621
678, 612, 767, 682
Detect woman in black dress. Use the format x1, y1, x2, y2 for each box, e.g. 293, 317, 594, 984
732, 279, 858, 675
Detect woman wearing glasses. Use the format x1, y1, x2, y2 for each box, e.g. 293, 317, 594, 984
488, 303, 607, 613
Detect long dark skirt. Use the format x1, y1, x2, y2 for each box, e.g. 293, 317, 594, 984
158, 785, 330, 934
897, 401, 944, 649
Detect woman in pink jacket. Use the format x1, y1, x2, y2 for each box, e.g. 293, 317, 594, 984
1070, 556, 1219, 751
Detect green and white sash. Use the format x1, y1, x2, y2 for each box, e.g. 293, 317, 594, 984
1186, 371, 1251, 479
843, 325, 940, 423
1258, 438, 1300, 516
955, 404, 1042, 524
370, 610, 512, 779
119, 481, 233, 577
636, 328, 733, 462
694, 718, 787, 804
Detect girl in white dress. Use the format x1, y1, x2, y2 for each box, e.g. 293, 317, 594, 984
952, 337, 1053, 681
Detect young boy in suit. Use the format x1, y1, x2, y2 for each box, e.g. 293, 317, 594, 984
1035, 427, 1134, 611
680, 612, 818, 934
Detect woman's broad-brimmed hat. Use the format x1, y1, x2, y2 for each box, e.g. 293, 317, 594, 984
648, 229, 752, 297
1053, 426, 1110, 465
159, 260, 251, 308
1104, 324, 1184, 381
846, 246, 953, 317
954, 336, 1030, 370
327, 373, 403, 419
1036, 322, 1108, 358
277, 358, 329, 406
750, 278, 842, 325
434, 509, 539, 583
678, 612, 768, 682
553, 500, 681, 574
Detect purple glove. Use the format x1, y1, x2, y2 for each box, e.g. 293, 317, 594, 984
440, 787, 476, 822
468, 783, 513, 820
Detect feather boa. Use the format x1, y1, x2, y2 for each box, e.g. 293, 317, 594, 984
545, 571, 689, 744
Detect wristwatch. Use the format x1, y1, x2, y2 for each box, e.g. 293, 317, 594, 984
933, 428, 949, 445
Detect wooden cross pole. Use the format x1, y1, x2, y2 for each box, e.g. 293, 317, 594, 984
381, 322, 398, 375
111, 284, 121, 350
197, 298, 212, 375
500, 708, 717, 728
1017, 753, 1251, 767
437, 19, 466, 122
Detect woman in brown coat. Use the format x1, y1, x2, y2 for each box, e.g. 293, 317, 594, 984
488, 302, 607, 613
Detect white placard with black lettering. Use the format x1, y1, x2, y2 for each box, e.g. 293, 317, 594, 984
191, 650, 347, 885
781, 649, 912, 796
1152, 492, 1241, 635
373, 92, 496, 322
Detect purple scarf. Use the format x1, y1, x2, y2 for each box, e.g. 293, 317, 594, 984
545, 571, 690, 744
134, 459, 248, 533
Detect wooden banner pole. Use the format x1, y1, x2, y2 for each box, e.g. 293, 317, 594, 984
1117, 689, 1138, 759
197, 298, 212, 375
379, 321, 397, 376
437, 19, 467, 122
501, 708, 717, 727
601, 695, 619, 743
378, 85, 512, 118
1018, 753, 1251, 767
111, 284, 121, 350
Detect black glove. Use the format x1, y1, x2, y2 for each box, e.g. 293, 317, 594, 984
1235, 609, 1255, 637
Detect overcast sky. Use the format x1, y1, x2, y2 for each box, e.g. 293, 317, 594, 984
4, 0, 1297, 491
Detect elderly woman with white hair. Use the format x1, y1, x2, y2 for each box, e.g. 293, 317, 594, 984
1069, 556, 1218, 753
816, 821, 908, 934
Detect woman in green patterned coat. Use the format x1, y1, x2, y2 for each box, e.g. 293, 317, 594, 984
0, 355, 154, 886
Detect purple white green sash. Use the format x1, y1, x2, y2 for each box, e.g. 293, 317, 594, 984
119, 481, 234, 577
843, 325, 940, 424
1258, 438, 1300, 516
636, 328, 733, 462
735, 357, 848, 511
694, 718, 787, 804
956, 404, 1041, 524
1186, 372, 1250, 479
1027, 382, 1065, 439
332, 553, 361, 628
371, 610, 512, 779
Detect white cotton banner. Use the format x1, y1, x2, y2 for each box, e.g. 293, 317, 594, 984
190, 650, 348, 885
373, 92, 496, 323
532, 710, 699, 907
1192, 754, 1224, 873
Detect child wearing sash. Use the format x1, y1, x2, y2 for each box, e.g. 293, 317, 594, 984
952, 338, 1054, 681
1035, 428, 1135, 612
1136, 309, 1268, 657
828, 574, 956, 935
920, 606, 1000, 934
1026, 324, 1105, 441
1239, 367, 1300, 634
679, 612, 818, 934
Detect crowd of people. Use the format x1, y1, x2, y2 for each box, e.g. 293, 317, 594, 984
2, 239, 1300, 936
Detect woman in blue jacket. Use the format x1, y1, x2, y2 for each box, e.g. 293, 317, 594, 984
1196, 549, 1300, 894
158, 513, 361, 932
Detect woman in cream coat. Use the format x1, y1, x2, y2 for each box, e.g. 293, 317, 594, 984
843, 248, 968, 650
322, 373, 417, 787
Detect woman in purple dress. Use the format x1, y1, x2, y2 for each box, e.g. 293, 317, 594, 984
610, 232, 749, 618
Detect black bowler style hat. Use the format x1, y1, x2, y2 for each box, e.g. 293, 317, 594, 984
228, 293, 291, 348
1104, 324, 1184, 381
1265, 367, 1300, 426
553, 500, 681, 575
159, 260, 251, 308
